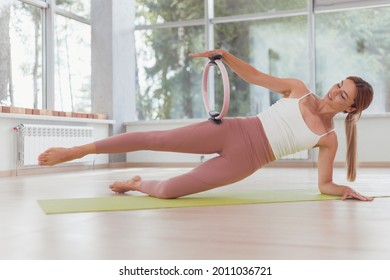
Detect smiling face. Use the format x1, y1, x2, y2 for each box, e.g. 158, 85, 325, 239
325, 79, 358, 114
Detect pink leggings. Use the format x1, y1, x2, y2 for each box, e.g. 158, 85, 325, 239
94, 117, 275, 198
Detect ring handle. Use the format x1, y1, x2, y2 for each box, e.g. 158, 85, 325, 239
202, 55, 230, 124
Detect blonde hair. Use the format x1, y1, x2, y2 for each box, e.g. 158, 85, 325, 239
345, 76, 373, 181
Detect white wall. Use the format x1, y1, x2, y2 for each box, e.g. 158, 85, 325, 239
125, 114, 390, 166
332, 113, 390, 164
0, 113, 114, 174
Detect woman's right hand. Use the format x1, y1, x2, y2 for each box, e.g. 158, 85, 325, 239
189, 49, 227, 59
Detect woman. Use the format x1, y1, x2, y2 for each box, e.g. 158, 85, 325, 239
38, 50, 374, 201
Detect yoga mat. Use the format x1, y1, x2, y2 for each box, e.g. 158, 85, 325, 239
38, 189, 389, 215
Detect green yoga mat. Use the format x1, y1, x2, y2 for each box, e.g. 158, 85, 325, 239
38, 189, 388, 214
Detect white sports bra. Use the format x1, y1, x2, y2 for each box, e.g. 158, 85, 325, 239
257, 92, 335, 159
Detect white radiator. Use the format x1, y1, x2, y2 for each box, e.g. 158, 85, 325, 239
14, 124, 94, 166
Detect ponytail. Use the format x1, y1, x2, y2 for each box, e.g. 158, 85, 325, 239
344, 76, 373, 182
345, 112, 360, 181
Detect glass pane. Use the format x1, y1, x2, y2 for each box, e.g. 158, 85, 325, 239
316, 7, 390, 113
214, 16, 309, 117
215, 0, 307, 17
135, 26, 205, 120
56, 0, 90, 19
55, 15, 91, 113
2, 1, 43, 108
136, 0, 204, 25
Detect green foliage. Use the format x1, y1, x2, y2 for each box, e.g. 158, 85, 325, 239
214, 0, 307, 16
136, 0, 203, 24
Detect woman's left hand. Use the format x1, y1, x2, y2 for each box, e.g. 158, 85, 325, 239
341, 186, 373, 201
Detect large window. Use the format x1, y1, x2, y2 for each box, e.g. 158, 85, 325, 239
214, 16, 308, 116
135, 0, 390, 120
135, 0, 310, 120
0, 0, 91, 113
135, 26, 205, 120
315, 6, 390, 113
135, 1, 205, 120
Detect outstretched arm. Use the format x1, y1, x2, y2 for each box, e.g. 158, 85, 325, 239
317, 135, 373, 201
190, 49, 308, 97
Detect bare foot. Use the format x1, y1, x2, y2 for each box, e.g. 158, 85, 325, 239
38, 147, 80, 166
38, 144, 96, 166
109, 176, 142, 194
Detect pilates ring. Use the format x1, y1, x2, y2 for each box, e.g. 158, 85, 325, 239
202, 54, 230, 125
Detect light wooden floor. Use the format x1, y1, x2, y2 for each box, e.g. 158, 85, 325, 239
1, 166, 389, 260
